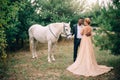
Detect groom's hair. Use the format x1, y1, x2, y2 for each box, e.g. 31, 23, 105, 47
79, 17, 83, 19
78, 18, 83, 20
78, 18, 84, 24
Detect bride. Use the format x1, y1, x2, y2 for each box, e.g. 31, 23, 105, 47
67, 18, 113, 77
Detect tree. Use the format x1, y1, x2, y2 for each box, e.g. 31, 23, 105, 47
3, 0, 39, 50
93, 0, 120, 55
32, 0, 86, 25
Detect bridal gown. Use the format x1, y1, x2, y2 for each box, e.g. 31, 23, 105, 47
67, 26, 113, 77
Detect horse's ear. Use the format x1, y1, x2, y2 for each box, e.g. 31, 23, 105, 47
68, 22, 70, 24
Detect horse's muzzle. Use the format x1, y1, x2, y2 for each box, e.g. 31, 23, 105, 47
66, 34, 72, 39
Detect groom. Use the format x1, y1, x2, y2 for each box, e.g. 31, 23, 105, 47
72, 18, 83, 62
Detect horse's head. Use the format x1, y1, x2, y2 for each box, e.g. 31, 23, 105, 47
62, 22, 72, 39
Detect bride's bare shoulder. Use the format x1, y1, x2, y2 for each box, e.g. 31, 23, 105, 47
83, 26, 92, 30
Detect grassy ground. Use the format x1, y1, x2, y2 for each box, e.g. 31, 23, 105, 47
0, 40, 120, 80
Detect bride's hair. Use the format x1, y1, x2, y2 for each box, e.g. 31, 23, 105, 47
84, 18, 91, 36
84, 18, 91, 25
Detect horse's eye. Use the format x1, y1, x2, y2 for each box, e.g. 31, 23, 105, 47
66, 29, 68, 31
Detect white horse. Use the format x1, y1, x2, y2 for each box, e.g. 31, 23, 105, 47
28, 22, 71, 62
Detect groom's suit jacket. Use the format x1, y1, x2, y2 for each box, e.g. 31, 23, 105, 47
72, 24, 79, 42
72, 24, 83, 40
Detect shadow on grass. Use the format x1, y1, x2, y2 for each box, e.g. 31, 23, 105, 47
108, 58, 120, 80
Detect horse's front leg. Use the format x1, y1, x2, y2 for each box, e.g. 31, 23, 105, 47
51, 43, 56, 61
48, 41, 52, 63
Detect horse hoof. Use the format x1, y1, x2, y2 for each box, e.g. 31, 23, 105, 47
48, 60, 52, 63
32, 57, 35, 59
52, 59, 55, 61
35, 56, 38, 59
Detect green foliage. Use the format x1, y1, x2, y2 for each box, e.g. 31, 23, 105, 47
93, 0, 120, 55
0, 0, 86, 51
0, 28, 7, 59
0, 0, 8, 58
34, 0, 86, 25
2, 0, 39, 50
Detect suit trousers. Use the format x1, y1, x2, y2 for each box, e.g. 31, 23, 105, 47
73, 38, 81, 62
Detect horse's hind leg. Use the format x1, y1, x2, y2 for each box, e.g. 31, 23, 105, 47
29, 36, 36, 58
34, 40, 38, 58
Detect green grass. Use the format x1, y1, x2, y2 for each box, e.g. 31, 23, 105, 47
1, 40, 120, 80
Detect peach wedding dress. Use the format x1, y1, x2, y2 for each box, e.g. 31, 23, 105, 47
67, 26, 113, 77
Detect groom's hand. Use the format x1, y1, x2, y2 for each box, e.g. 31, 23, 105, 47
86, 33, 91, 36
